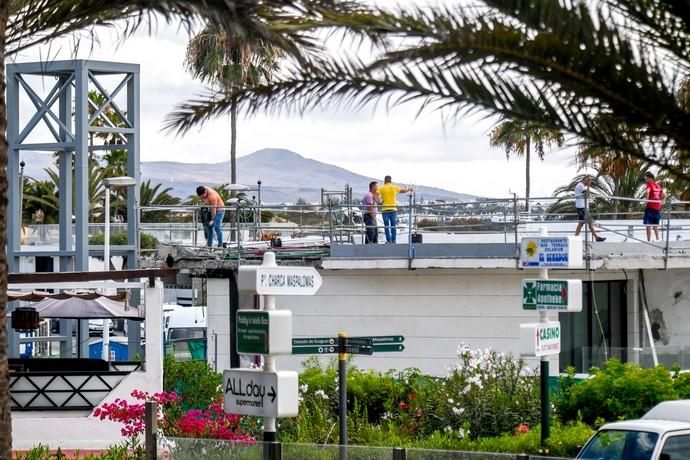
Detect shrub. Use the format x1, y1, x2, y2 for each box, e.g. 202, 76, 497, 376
89, 231, 158, 250
163, 355, 222, 411
417, 345, 540, 439
556, 359, 684, 425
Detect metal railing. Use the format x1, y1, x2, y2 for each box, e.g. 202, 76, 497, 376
160, 438, 574, 460
18, 194, 690, 265
579, 346, 690, 371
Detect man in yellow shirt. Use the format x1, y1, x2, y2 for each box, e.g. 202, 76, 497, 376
377, 175, 413, 243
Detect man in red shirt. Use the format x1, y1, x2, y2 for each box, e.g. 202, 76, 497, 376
196, 185, 225, 247
644, 172, 666, 242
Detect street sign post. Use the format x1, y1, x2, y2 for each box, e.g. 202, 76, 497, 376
519, 321, 561, 357
223, 369, 298, 418
236, 310, 292, 355
522, 279, 582, 312
291, 335, 405, 355
238, 265, 323, 295
520, 236, 583, 268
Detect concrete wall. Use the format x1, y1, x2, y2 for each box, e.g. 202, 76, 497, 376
274, 268, 573, 375
12, 281, 164, 450
641, 269, 690, 367
209, 266, 690, 376
207, 278, 231, 372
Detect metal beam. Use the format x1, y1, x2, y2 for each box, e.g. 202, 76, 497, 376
88, 72, 133, 128
10, 281, 147, 290
59, 75, 74, 272
8, 268, 176, 284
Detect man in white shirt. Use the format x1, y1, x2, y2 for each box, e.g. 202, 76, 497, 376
574, 176, 606, 242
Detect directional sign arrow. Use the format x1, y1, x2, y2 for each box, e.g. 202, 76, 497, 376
292, 345, 337, 355
345, 337, 373, 347
372, 344, 405, 353
292, 337, 337, 347
352, 335, 405, 344
268, 386, 276, 403
344, 345, 373, 355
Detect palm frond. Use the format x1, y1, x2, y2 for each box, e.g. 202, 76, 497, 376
164, 0, 690, 183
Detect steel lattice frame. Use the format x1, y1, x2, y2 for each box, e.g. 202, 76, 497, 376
7, 60, 141, 358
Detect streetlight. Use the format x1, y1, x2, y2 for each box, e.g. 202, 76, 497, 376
102, 176, 136, 362
18, 160, 25, 229
225, 180, 262, 240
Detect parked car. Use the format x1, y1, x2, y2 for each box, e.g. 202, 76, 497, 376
576, 400, 690, 460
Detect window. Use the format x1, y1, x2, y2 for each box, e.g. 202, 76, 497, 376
661, 434, 690, 459
560, 280, 628, 372
578, 430, 657, 460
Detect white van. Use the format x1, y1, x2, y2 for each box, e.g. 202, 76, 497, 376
166, 306, 207, 341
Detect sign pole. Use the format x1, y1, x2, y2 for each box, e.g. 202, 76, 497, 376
538, 228, 550, 447
262, 253, 278, 459
338, 331, 347, 460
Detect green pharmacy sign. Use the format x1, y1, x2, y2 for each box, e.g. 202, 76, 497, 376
522, 279, 582, 312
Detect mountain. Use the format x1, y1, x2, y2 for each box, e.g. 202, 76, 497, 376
18, 148, 475, 203
141, 148, 474, 203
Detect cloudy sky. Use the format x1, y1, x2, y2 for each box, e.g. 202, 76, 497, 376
12, 7, 580, 199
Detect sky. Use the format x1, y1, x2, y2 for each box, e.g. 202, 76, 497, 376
11, 7, 580, 199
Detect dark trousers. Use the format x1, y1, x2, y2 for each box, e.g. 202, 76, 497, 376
364, 213, 378, 244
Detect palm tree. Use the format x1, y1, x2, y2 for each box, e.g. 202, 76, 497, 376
0, 1, 339, 454
488, 119, 563, 212
548, 164, 649, 221
138, 180, 182, 223
21, 177, 60, 224
165, 1, 690, 184
183, 25, 285, 185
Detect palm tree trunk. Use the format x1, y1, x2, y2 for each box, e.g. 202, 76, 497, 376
230, 95, 237, 185
525, 132, 531, 213
0, 1, 14, 455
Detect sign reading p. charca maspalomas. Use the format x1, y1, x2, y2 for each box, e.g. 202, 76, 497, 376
223, 369, 298, 418
238, 265, 323, 296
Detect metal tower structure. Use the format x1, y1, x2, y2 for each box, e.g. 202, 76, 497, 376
7, 60, 140, 358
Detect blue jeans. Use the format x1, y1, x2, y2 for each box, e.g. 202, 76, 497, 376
382, 211, 397, 243
207, 211, 224, 247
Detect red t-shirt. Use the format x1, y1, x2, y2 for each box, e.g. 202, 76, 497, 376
646, 181, 663, 211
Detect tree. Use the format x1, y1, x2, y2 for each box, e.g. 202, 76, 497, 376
183, 25, 284, 185
21, 177, 59, 224
166, 1, 690, 184
138, 180, 182, 223
0, 0, 338, 454
488, 119, 563, 212
548, 162, 649, 221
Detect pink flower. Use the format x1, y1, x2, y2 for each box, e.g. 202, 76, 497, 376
516, 423, 529, 434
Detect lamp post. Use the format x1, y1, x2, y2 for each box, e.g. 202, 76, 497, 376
18, 160, 25, 229
102, 176, 137, 362
225, 181, 262, 242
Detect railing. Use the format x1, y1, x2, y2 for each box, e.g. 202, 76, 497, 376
160, 438, 574, 460
10, 370, 130, 411
580, 346, 690, 371
18, 194, 690, 265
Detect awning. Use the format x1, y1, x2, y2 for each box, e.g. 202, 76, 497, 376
7, 291, 141, 319
8, 290, 127, 302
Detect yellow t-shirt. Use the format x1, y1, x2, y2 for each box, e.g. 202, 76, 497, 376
378, 183, 401, 212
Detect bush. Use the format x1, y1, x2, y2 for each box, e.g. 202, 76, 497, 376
555, 359, 689, 425
419, 345, 541, 439
89, 230, 158, 250
163, 355, 222, 411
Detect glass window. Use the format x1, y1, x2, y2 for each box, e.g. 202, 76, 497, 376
661, 434, 690, 459
168, 328, 206, 341
578, 430, 658, 460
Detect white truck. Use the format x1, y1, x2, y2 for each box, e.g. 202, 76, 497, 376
576, 400, 690, 460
